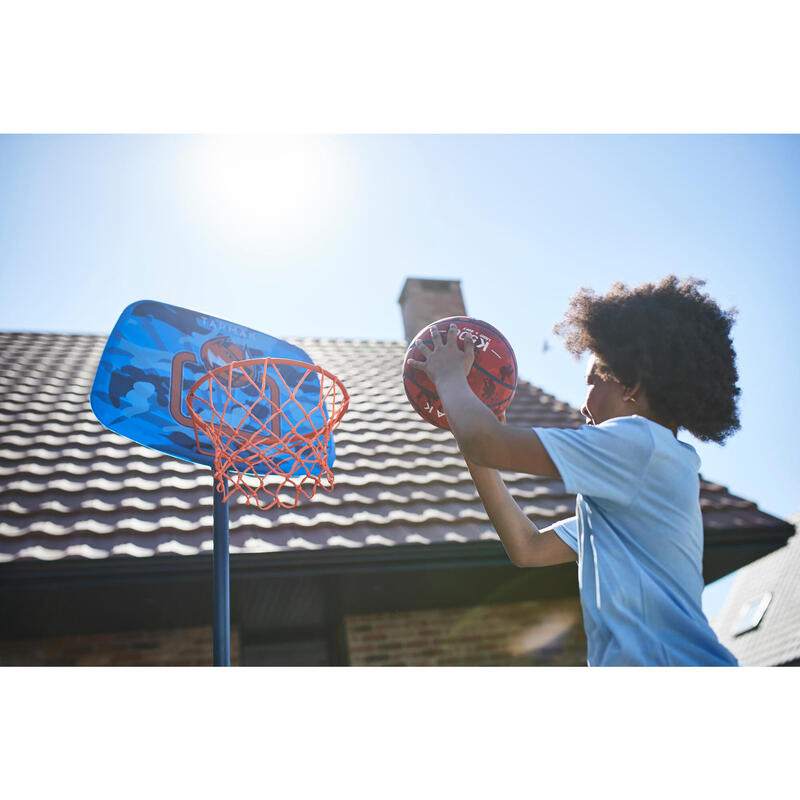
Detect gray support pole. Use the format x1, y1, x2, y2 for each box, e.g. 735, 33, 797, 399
212, 474, 230, 666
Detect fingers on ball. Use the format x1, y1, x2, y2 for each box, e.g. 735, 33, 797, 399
414, 342, 431, 358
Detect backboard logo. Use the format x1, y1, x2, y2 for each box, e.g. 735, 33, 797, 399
200, 337, 252, 387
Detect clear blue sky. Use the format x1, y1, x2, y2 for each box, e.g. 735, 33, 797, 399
2, 134, 798, 528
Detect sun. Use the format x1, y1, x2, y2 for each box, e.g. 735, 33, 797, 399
182, 135, 348, 251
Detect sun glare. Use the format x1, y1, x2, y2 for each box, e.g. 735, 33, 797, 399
182, 136, 348, 251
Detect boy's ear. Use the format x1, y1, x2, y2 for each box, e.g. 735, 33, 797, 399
623, 379, 642, 403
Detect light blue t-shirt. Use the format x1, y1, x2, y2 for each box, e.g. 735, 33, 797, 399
535, 415, 737, 667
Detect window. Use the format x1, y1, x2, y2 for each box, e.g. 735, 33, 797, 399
732, 592, 772, 636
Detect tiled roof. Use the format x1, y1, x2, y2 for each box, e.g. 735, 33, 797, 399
0, 331, 790, 564
710, 525, 800, 666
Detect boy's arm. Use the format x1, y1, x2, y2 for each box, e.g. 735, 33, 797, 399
406, 324, 575, 566
464, 455, 577, 566
437, 370, 562, 477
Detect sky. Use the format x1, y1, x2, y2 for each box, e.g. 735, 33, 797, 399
1, 134, 799, 545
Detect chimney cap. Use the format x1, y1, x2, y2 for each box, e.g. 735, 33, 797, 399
398, 277, 462, 305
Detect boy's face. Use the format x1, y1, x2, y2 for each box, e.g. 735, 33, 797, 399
581, 354, 631, 426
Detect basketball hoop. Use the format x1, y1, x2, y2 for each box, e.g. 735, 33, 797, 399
93, 300, 349, 664
186, 358, 349, 510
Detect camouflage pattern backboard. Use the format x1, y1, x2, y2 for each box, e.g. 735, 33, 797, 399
90, 300, 334, 475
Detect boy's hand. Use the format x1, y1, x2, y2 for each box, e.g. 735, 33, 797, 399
407, 323, 475, 386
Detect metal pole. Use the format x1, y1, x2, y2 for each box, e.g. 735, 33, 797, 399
212, 473, 230, 666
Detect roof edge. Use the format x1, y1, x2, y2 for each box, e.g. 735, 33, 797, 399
0, 540, 519, 586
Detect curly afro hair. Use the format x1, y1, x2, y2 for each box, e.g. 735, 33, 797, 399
553, 276, 741, 443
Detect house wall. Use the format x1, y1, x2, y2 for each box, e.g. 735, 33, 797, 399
0, 599, 588, 667
0, 626, 241, 666
345, 598, 588, 666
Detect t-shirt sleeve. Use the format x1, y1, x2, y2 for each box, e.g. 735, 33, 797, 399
534, 417, 655, 506
541, 516, 578, 555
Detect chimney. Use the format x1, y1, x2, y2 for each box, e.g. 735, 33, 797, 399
398, 278, 467, 342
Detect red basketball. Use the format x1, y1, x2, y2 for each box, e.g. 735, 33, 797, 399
402, 316, 518, 430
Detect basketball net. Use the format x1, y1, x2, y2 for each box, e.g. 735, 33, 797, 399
186, 358, 349, 510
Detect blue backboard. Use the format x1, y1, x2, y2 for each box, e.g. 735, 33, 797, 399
90, 300, 334, 474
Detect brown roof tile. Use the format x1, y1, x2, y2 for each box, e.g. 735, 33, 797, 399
0, 331, 791, 564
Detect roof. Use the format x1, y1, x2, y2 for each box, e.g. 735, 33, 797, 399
710, 520, 800, 666
0, 331, 792, 568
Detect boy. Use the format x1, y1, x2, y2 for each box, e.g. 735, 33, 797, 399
407, 276, 739, 666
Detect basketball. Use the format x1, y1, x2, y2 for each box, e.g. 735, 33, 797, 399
402, 316, 518, 429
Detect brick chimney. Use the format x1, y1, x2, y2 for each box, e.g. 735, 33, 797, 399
398, 278, 467, 342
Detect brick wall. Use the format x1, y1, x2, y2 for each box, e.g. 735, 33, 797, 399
345, 598, 587, 666
0, 601, 587, 666
0, 626, 240, 666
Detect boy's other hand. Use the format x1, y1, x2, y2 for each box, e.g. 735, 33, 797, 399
406, 323, 475, 386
